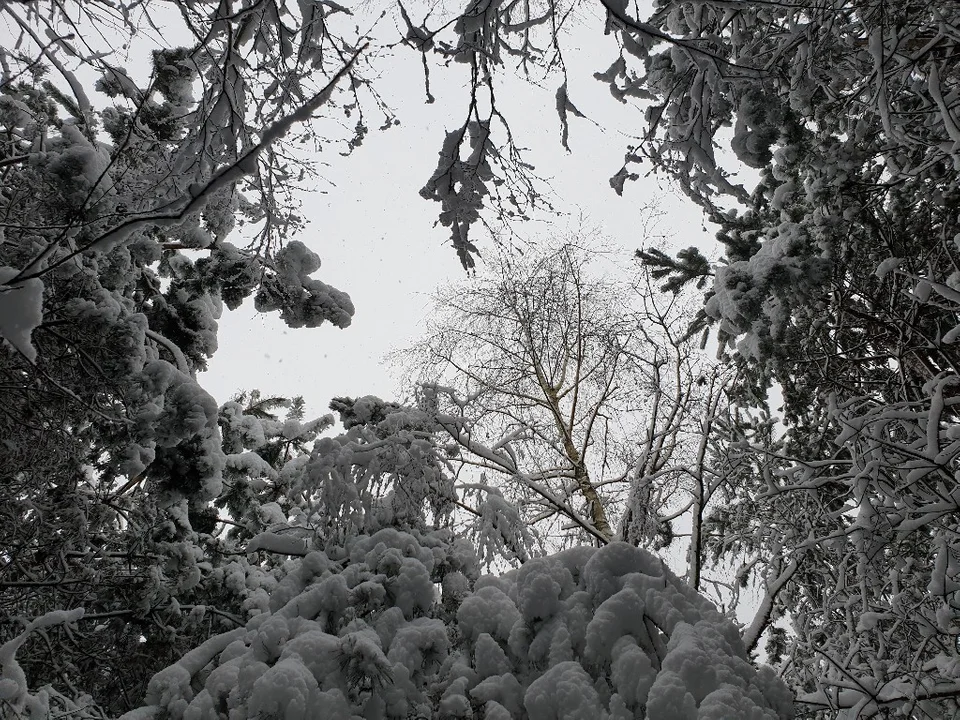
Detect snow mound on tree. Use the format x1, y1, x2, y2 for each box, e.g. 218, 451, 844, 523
116, 535, 793, 719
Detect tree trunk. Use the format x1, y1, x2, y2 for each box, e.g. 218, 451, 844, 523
561, 435, 613, 542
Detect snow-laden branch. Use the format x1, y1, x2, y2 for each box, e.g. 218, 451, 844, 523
145, 329, 191, 376
6, 9, 92, 117
741, 554, 801, 653
597, 0, 760, 74
0, 608, 85, 716
244, 531, 310, 556
436, 414, 610, 545
16, 42, 368, 281
797, 678, 960, 714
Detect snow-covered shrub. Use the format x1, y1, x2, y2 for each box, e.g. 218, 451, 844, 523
116, 538, 793, 720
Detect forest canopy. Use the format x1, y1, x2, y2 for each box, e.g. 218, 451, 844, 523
1, 0, 960, 718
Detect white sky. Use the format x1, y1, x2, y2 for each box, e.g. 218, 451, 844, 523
0, 1, 724, 417
198, 13, 719, 418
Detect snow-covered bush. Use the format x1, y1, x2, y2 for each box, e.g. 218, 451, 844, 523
114, 537, 792, 720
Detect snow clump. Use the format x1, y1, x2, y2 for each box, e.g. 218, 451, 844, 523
116, 537, 793, 719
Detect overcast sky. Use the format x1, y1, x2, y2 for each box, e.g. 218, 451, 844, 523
198, 14, 719, 419
0, 2, 722, 418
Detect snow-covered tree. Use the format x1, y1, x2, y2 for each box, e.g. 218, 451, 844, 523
607, 2, 960, 715
0, 31, 354, 713
2, 390, 800, 719
4, 0, 959, 716
2, 395, 790, 719
397, 242, 726, 562
403, 0, 960, 712
0, 380, 337, 714
409, 0, 960, 710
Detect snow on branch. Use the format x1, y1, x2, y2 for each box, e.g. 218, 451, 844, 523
0, 609, 86, 717
244, 531, 310, 556
16, 43, 369, 282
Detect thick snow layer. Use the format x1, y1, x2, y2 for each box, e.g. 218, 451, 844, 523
253, 240, 355, 330
524, 661, 603, 719
245, 531, 310, 556
113, 538, 792, 720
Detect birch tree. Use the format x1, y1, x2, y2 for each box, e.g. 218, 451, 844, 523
405, 244, 630, 545
399, 243, 728, 571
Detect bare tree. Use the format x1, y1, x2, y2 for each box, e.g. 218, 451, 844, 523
397, 241, 727, 563
407, 243, 627, 544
